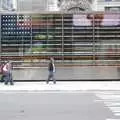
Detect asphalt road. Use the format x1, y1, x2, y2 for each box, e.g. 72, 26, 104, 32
0, 91, 119, 120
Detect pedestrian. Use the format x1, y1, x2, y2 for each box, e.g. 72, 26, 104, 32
0, 62, 5, 82
3, 61, 14, 85
47, 57, 56, 84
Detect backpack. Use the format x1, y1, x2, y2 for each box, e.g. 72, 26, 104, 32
48, 62, 53, 71
0, 64, 4, 74
3, 63, 9, 73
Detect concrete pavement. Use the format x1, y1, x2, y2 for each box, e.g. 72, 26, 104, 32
0, 82, 120, 91
0, 66, 120, 91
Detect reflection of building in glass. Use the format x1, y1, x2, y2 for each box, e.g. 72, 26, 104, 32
58, 0, 93, 12
97, 0, 120, 11
0, 12, 120, 66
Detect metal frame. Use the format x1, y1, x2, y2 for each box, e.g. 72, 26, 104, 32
61, 13, 64, 63
0, 14, 1, 62
92, 14, 95, 64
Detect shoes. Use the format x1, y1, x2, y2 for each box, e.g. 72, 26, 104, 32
10, 83, 14, 85
4, 82, 14, 85
4, 83, 8, 85
53, 81, 56, 84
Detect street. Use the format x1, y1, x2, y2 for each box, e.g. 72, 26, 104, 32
0, 91, 120, 120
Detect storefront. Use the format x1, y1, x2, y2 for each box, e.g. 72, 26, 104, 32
0, 12, 120, 66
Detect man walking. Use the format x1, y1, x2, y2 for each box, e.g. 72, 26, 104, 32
3, 61, 14, 85
47, 57, 56, 84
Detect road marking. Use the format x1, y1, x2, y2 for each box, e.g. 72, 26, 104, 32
96, 91, 120, 119
115, 113, 120, 116
106, 118, 120, 120
0, 90, 86, 94
106, 103, 120, 107
109, 107, 120, 112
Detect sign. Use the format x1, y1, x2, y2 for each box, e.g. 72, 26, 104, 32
73, 15, 91, 26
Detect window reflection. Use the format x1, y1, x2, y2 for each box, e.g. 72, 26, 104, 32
0, 13, 120, 65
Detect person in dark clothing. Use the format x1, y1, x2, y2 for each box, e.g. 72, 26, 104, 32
47, 57, 56, 84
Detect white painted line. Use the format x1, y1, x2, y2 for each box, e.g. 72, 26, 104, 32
106, 103, 120, 107
96, 95, 120, 99
106, 118, 120, 120
95, 99, 120, 103
114, 113, 120, 116
0, 91, 87, 94
109, 107, 120, 113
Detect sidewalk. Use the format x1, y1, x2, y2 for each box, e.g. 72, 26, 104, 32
0, 82, 120, 91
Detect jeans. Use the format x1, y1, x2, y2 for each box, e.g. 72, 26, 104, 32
47, 71, 56, 84
4, 73, 14, 85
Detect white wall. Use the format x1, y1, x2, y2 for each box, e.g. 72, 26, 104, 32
47, 0, 59, 11
92, 0, 97, 11
97, 0, 120, 11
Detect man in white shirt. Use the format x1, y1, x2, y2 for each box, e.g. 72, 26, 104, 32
3, 61, 14, 85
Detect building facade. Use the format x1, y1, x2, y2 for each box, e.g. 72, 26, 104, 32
16, 0, 47, 12
47, 0, 59, 11
16, 0, 59, 12
0, 0, 16, 11
97, 0, 120, 11
59, 0, 93, 12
